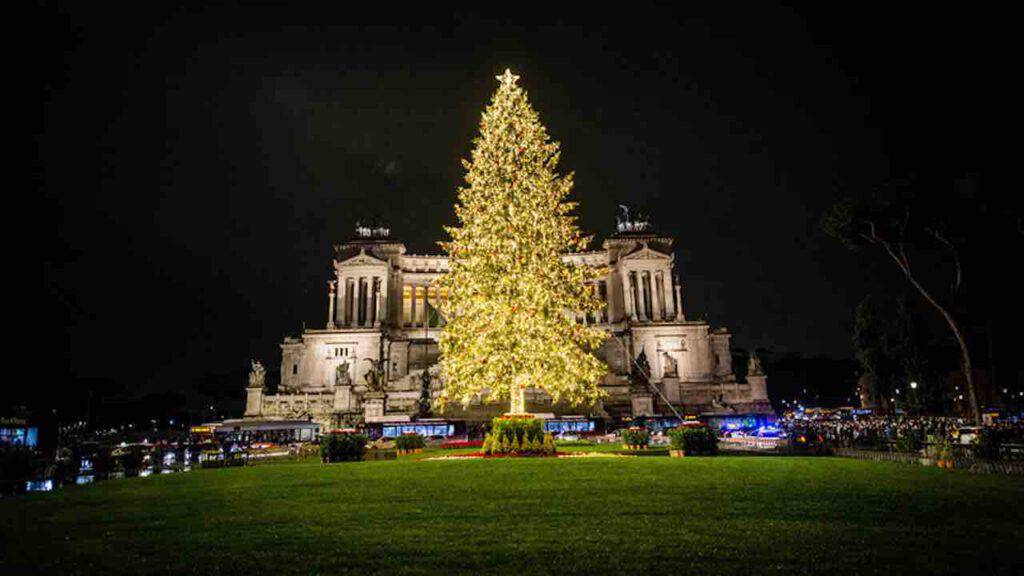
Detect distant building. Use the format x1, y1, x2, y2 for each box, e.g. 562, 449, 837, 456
245, 215, 771, 428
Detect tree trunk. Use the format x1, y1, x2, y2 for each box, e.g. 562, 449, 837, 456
509, 384, 527, 415
886, 250, 981, 424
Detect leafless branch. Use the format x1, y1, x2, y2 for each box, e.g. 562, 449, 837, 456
898, 208, 911, 273
926, 225, 962, 294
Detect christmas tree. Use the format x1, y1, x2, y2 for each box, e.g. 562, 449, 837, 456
437, 69, 608, 414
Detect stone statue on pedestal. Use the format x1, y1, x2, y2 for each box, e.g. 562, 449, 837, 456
746, 352, 769, 403
245, 359, 266, 418
248, 360, 266, 389
747, 353, 764, 376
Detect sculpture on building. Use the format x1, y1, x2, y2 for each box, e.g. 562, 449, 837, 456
418, 367, 433, 417
747, 352, 764, 377
662, 351, 678, 378
335, 361, 352, 386
248, 359, 266, 389
616, 204, 652, 233
630, 349, 652, 391
363, 358, 387, 393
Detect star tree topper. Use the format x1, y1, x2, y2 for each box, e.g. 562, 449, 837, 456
496, 68, 520, 86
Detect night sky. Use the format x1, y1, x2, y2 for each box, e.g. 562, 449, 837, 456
33, 4, 998, 415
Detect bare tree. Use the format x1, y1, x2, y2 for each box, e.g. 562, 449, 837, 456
823, 201, 980, 423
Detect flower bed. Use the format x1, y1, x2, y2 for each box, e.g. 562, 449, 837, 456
439, 440, 484, 449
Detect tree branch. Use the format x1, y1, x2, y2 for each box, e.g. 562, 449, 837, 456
926, 225, 962, 294
898, 208, 911, 274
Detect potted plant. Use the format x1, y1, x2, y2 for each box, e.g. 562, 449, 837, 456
934, 438, 954, 469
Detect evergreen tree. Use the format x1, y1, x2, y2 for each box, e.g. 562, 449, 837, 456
437, 69, 607, 414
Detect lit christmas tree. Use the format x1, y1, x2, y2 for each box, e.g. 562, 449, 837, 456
437, 69, 608, 415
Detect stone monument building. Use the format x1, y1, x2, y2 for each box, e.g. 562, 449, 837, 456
245, 214, 771, 428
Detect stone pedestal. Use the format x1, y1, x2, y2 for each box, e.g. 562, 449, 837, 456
747, 375, 768, 401
631, 393, 655, 417
661, 377, 680, 404
333, 385, 352, 411
363, 392, 386, 421
244, 387, 263, 417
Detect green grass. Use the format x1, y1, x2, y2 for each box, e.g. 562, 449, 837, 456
2, 456, 1022, 575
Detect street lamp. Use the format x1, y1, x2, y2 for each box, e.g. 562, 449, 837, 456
910, 381, 918, 390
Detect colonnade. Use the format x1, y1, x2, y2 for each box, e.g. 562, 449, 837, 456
620, 269, 683, 322
402, 283, 445, 328
328, 274, 387, 328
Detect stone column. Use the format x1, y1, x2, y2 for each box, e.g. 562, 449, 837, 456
364, 276, 372, 325
616, 270, 628, 321
660, 270, 673, 320
423, 283, 431, 327
353, 277, 361, 326
635, 272, 647, 322
327, 280, 337, 329
410, 284, 418, 327
371, 277, 381, 327
337, 276, 347, 326
655, 270, 663, 319
379, 274, 389, 326
674, 276, 685, 321
618, 270, 634, 319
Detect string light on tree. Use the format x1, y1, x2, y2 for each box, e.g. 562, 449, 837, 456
436, 69, 608, 415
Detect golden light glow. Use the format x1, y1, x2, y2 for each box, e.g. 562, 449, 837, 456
436, 71, 608, 414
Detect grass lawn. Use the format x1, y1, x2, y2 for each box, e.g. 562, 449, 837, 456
2, 456, 1022, 575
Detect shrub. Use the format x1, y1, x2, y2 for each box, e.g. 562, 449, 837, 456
621, 427, 650, 448
668, 426, 718, 455
320, 432, 368, 463
486, 416, 553, 455
542, 433, 555, 454
394, 433, 426, 452
894, 431, 923, 454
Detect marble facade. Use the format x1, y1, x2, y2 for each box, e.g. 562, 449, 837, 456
245, 222, 771, 428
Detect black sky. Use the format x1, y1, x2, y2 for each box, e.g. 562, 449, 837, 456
33, 3, 998, 411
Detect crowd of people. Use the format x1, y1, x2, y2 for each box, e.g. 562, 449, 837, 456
780, 412, 1024, 451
